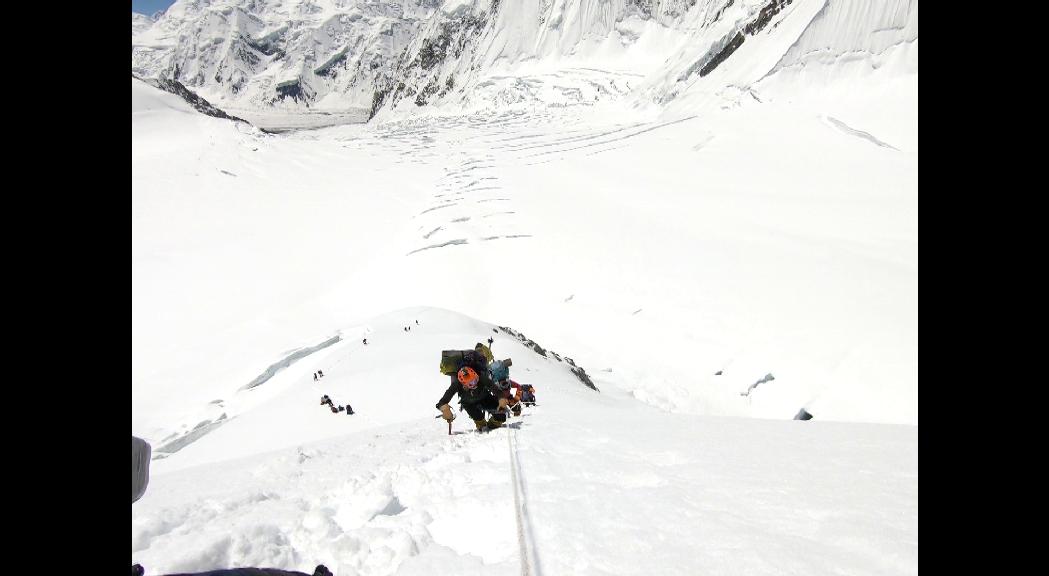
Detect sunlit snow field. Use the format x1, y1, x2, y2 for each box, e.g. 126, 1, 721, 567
132, 0, 917, 572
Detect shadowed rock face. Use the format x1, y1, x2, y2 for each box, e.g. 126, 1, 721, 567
496, 326, 599, 392
135, 75, 248, 123
275, 79, 310, 104
697, 0, 794, 78
743, 0, 792, 36
700, 32, 745, 77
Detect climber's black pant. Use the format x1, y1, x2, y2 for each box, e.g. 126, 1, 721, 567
463, 394, 505, 423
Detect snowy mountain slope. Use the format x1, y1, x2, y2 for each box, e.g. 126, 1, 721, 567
752, 0, 918, 152
147, 306, 596, 472
133, 306, 917, 576
132, 76, 318, 439
133, 68, 916, 444
133, 336, 917, 575
133, 2, 917, 572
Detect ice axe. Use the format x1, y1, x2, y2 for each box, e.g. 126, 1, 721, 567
435, 413, 453, 435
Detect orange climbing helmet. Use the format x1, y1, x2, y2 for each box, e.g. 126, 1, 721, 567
458, 366, 480, 389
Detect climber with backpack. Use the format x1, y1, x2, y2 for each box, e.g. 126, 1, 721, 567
506, 380, 527, 416
435, 347, 508, 432
488, 358, 522, 417
521, 384, 536, 406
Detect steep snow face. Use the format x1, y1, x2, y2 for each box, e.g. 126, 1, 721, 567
133, 358, 918, 575
774, 0, 917, 68
656, 0, 918, 141
752, 0, 918, 152
132, 77, 291, 439
132, 287, 916, 576
143, 305, 596, 472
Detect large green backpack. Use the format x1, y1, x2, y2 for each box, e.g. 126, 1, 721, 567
475, 343, 494, 363
439, 349, 488, 376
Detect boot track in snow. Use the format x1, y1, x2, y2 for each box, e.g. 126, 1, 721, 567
508, 427, 542, 576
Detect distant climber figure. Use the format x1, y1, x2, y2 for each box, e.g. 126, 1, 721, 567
320, 395, 333, 407
317, 370, 324, 378
508, 380, 525, 416
521, 385, 536, 406
346, 404, 354, 415
363, 338, 368, 345
489, 359, 521, 417
415, 320, 419, 325
313, 372, 319, 382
